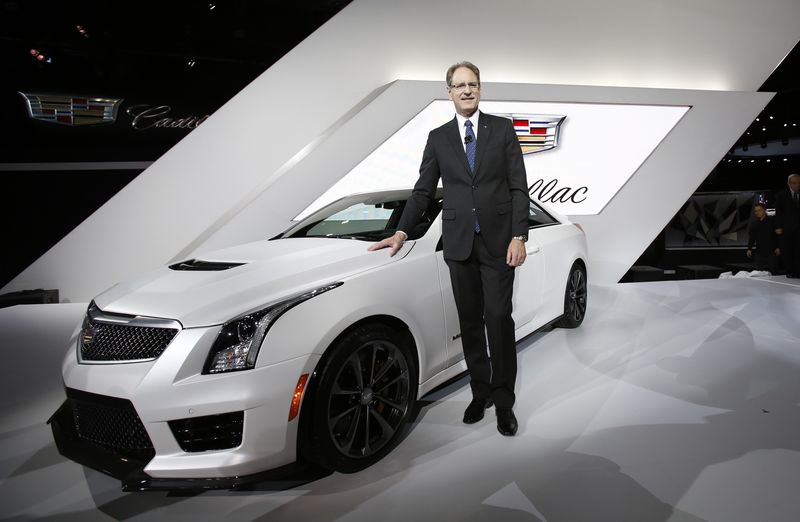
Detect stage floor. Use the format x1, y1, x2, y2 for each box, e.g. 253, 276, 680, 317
2, 277, 799, 521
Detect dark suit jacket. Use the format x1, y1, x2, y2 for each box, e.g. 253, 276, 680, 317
747, 216, 778, 250
397, 112, 529, 260
775, 189, 800, 233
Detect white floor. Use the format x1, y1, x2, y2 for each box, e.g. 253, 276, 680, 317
1, 277, 799, 522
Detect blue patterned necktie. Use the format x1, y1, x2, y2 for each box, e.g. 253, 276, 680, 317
465, 120, 476, 173
465, 120, 480, 233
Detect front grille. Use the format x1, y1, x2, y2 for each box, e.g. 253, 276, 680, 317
168, 412, 244, 452
66, 388, 155, 461
80, 320, 178, 362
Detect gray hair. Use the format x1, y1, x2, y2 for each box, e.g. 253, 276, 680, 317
446, 61, 481, 87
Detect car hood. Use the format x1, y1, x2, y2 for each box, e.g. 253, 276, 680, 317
94, 238, 413, 327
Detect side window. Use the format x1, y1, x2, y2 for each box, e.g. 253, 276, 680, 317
528, 200, 558, 228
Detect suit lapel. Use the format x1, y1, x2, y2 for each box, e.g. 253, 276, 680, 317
445, 117, 473, 178
473, 111, 491, 180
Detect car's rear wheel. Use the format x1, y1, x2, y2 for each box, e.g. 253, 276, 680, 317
304, 324, 417, 473
556, 262, 587, 328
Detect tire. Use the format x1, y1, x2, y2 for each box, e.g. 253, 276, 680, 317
556, 262, 587, 328
303, 324, 417, 473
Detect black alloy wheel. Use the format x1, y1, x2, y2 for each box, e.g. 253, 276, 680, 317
305, 324, 417, 472
556, 263, 587, 328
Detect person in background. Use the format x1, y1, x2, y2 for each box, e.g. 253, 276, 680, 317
746, 202, 780, 273
774, 173, 800, 278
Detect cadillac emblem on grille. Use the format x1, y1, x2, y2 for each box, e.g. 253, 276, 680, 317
82, 327, 96, 345
508, 114, 566, 155
19, 92, 123, 126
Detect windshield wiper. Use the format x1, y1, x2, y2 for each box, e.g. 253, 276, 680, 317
325, 230, 394, 241
287, 230, 396, 240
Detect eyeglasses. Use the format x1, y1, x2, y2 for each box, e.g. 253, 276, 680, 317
449, 82, 480, 92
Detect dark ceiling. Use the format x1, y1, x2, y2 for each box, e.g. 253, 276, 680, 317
1, 0, 352, 97
701, 41, 799, 193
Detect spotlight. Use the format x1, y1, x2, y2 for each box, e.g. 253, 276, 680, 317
766, 159, 771, 163
187, 59, 196, 67
29, 48, 51, 63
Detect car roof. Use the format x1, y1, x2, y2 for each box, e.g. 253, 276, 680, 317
335, 187, 444, 204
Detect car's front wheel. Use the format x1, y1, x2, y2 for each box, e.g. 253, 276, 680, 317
304, 324, 417, 473
556, 262, 587, 328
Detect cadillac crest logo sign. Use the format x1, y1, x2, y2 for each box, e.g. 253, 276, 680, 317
509, 114, 566, 154
20, 92, 123, 126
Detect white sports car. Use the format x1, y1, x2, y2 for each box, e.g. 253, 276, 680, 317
50, 189, 588, 490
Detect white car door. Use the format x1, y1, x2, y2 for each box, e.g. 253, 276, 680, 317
435, 201, 554, 366
511, 227, 545, 327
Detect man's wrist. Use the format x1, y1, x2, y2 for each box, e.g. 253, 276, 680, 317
397, 230, 408, 241
511, 235, 527, 243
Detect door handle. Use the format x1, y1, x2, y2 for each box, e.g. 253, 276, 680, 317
527, 246, 541, 254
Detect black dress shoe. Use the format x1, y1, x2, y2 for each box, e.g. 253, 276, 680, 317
463, 398, 493, 424
496, 408, 518, 436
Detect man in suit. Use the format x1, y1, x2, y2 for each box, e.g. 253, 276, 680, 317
775, 173, 800, 278
369, 61, 529, 436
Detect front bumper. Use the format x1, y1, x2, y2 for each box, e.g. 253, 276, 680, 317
54, 324, 321, 489
48, 397, 322, 491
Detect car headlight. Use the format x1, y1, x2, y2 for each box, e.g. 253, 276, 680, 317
203, 282, 343, 374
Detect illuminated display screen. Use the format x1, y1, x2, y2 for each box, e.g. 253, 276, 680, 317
299, 100, 688, 218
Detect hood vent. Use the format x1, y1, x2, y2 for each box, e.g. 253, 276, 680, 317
169, 259, 246, 271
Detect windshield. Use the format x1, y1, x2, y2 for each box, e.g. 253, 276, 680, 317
282, 194, 443, 241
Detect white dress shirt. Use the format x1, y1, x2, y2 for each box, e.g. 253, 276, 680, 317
455, 111, 480, 152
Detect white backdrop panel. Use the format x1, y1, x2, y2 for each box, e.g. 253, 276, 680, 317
297, 100, 690, 218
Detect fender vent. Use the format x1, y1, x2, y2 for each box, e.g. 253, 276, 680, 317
169, 259, 245, 271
